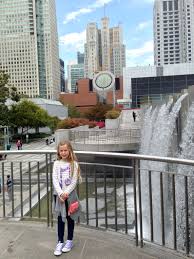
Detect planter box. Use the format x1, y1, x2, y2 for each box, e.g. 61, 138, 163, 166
105, 118, 119, 129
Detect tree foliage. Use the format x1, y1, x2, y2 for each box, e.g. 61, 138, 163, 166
0, 71, 20, 104
68, 104, 80, 118
9, 100, 53, 131
105, 109, 121, 119
83, 102, 113, 121
48, 116, 60, 133
0, 71, 21, 126
0, 71, 10, 104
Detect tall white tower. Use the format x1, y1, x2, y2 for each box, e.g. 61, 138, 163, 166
101, 17, 111, 72
0, 0, 60, 100
154, 0, 194, 66
110, 25, 126, 77
84, 22, 99, 79
84, 17, 126, 79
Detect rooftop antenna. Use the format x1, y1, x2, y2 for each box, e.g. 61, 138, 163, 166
104, 3, 106, 17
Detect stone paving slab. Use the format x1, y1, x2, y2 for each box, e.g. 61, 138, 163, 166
0, 221, 188, 259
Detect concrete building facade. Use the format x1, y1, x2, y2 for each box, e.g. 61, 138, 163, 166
60, 77, 123, 113
67, 63, 84, 93
0, 0, 60, 100
84, 17, 126, 79
77, 51, 84, 64
123, 63, 194, 107
60, 59, 65, 92
154, 0, 194, 66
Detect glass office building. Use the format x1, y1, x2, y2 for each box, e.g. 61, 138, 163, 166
132, 74, 194, 107
123, 63, 194, 108
0, 0, 60, 100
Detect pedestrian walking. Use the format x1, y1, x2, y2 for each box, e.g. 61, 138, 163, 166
45, 138, 49, 145
132, 111, 137, 122
6, 175, 13, 201
16, 139, 22, 150
52, 140, 81, 256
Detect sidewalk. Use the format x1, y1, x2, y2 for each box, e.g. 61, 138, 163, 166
10, 137, 56, 152
0, 221, 187, 259
0, 138, 56, 217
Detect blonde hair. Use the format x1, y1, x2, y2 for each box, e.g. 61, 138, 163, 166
57, 140, 81, 181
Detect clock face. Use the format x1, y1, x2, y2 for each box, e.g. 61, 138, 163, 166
93, 72, 115, 92
95, 74, 112, 89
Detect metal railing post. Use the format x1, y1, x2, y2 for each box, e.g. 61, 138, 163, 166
132, 158, 138, 246
46, 154, 50, 227
137, 160, 143, 247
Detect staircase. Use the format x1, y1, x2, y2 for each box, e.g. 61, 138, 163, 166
119, 109, 142, 130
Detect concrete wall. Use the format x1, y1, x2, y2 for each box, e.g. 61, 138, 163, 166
55, 129, 69, 147
105, 118, 120, 129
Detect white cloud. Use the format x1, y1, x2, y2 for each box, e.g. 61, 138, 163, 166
91, 0, 113, 8
63, 0, 114, 24
127, 40, 153, 58
136, 20, 152, 31
59, 30, 86, 52
126, 40, 154, 66
63, 8, 92, 25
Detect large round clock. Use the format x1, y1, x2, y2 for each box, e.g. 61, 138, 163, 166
93, 71, 115, 92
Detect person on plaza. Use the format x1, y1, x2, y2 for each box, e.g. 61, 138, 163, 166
16, 139, 22, 150
132, 111, 137, 122
45, 138, 49, 145
20, 140, 23, 150
6, 175, 13, 201
52, 140, 81, 256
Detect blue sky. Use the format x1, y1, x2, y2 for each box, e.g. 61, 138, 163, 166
56, 0, 154, 70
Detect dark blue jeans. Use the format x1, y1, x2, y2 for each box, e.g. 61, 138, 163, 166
57, 198, 75, 243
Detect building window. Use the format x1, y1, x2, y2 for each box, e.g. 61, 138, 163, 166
163, 1, 167, 11
174, 0, 178, 10
169, 1, 173, 11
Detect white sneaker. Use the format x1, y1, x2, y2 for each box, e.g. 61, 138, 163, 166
62, 240, 73, 253
54, 242, 64, 256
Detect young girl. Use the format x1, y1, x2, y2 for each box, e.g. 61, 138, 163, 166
52, 140, 81, 256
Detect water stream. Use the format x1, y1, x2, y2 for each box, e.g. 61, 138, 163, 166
139, 93, 192, 246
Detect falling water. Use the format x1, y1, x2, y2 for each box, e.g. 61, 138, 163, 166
139, 93, 188, 244
176, 102, 194, 251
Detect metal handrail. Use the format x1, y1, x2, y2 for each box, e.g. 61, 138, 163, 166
1, 150, 194, 167
0, 150, 194, 257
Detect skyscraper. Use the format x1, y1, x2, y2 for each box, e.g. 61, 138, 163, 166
60, 59, 65, 92
77, 52, 84, 64
84, 17, 126, 79
67, 62, 84, 93
84, 22, 99, 79
154, 0, 194, 66
0, 0, 60, 100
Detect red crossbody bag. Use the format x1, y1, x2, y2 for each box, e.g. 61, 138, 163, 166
68, 201, 79, 216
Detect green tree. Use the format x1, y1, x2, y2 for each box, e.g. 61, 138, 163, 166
68, 104, 80, 118
0, 71, 9, 104
105, 109, 121, 119
83, 102, 112, 121
48, 116, 60, 133
0, 71, 21, 126
0, 71, 21, 104
9, 100, 53, 133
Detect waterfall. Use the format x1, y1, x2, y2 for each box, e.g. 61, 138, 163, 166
176, 102, 194, 251
139, 93, 188, 245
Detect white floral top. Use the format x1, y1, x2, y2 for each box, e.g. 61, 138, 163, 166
52, 160, 78, 197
